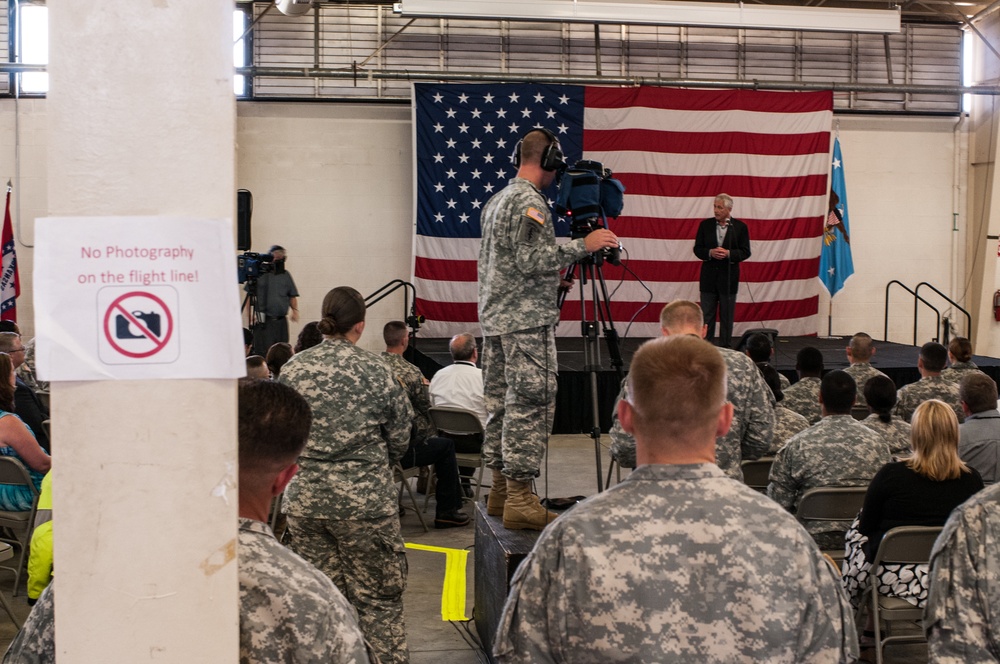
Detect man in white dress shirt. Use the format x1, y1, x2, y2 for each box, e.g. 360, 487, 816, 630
429, 333, 487, 428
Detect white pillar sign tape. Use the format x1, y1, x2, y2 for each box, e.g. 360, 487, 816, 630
34, 216, 245, 380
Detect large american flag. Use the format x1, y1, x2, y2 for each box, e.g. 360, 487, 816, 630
412, 83, 832, 339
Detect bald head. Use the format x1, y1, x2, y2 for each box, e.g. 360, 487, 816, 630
449, 333, 477, 362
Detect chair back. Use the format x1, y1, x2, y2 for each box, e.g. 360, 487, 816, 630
851, 405, 869, 421
0, 457, 37, 500
796, 486, 868, 522
740, 457, 774, 492
870, 526, 942, 567
429, 406, 484, 437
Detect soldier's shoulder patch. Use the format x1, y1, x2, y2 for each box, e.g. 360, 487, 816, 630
523, 207, 545, 224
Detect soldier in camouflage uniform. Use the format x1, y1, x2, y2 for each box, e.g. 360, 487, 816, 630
758, 363, 809, 454
495, 336, 858, 663
478, 128, 618, 530
745, 332, 790, 390
768, 370, 891, 550
843, 332, 888, 409
782, 346, 824, 425
608, 301, 772, 479
940, 336, 987, 384
3, 380, 372, 664
858, 374, 912, 455
925, 481, 1000, 662
280, 287, 412, 664
894, 342, 965, 423
381, 321, 469, 529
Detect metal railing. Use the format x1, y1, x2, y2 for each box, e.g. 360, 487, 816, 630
884, 280, 941, 345
915, 282, 970, 347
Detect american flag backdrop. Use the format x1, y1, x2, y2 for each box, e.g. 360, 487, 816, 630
411, 83, 833, 339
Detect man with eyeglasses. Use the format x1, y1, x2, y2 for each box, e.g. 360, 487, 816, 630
0, 332, 49, 452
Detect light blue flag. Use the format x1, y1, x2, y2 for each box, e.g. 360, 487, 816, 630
819, 137, 855, 296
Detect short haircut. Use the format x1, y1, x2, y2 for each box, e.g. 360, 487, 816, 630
238, 379, 312, 477
294, 321, 323, 353
849, 333, 875, 361
519, 129, 555, 166
383, 321, 408, 348
908, 400, 968, 481
269, 244, 285, 254
745, 333, 773, 364
920, 342, 948, 373
0, 332, 19, 354
796, 346, 824, 374
246, 355, 269, 380
864, 375, 897, 423
960, 373, 998, 414
660, 300, 704, 333
715, 193, 734, 210
949, 337, 973, 363
266, 342, 294, 378
0, 321, 19, 335
758, 363, 783, 403
627, 336, 727, 441
449, 334, 477, 362
317, 287, 366, 337
820, 370, 856, 414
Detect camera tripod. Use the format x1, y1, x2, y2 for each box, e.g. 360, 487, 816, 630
558, 245, 625, 493
241, 279, 266, 353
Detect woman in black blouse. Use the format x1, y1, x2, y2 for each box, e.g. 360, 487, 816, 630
843, 399, 983, 613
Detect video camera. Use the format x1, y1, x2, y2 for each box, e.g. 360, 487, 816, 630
237, 251, 275, 284
554, 159, 625, 263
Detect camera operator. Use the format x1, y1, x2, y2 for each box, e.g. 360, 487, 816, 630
478, 128, 618, 531
248, 245, 299, 356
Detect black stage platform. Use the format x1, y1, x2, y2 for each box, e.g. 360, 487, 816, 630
408, 336, 1000, 436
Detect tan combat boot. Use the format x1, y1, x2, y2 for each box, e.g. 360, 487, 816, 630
486, 469, 507, 517
502, 479, 557, 530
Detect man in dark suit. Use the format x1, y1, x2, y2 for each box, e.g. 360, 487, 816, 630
693, 193, 751, 348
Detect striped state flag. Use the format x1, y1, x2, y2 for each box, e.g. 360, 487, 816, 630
412, 83, 832, 338
0, 185, 19, 322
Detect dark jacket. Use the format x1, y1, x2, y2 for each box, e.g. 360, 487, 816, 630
15, 377, 49, 453
693, 216, 751, 295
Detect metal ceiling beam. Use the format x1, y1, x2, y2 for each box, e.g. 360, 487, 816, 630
236, 64, 1000, 95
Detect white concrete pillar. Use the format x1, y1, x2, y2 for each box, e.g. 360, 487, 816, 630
46, 2, 238, 661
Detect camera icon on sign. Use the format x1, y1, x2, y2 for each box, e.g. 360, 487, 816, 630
115, 311, 161, 339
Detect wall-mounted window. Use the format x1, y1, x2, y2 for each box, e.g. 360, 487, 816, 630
15, 2, 47, 94
234, 5, 251, 97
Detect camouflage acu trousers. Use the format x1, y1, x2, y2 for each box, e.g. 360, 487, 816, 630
286, 514, 409, 664
482, 325, 557, 483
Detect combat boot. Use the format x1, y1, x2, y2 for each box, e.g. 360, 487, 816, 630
486, 469, 507, 516
502, 479, 557, 531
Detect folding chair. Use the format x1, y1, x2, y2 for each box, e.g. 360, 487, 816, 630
393, 464, 429, 533
740, 457, 774, 493
795, 486, 867, 564
851, 405, 869, 421
0, 457, 40, 595
0, 543, 20, 628
428, 406, 486, 503
604, 455, 622, 490
856, 526, 942, 664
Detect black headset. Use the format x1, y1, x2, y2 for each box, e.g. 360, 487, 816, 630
512, 127, 566, 172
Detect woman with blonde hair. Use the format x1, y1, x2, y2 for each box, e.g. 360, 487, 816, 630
843, 399, 983, 614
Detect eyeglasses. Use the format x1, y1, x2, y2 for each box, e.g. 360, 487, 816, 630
9, 348, 24, 354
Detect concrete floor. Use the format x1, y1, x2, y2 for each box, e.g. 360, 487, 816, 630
0, 434, 927, 663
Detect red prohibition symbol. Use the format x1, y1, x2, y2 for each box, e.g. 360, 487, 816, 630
103, 291, 174, 359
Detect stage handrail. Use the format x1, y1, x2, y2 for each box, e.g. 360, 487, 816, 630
884, 280, 941, 345
915, 282, 971, 345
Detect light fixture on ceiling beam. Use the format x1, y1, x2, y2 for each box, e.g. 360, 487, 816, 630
393, 0, 901, 33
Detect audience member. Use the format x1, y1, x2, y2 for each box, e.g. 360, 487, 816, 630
895, 342, 964, 423
265, 342, 293, 380
759, 364, 808, 455
494, 336, 858, 663
279, 287, 412, 664
382, 321, 470, 529
940, 336, 986, 385
859, 375, 912, 455
294, 321, 323, 353
428, 333, 487, 428
768, 370, 890, 549
842, 400, 982, 627
0, 352, 48, 512
782, 346, 824, 424
0, 322, 46, 396
245, 355, 269, 380
925, 481, 1000, 661
3, 380, 372, 664
0, 332, 49, 453
745, 332, 790, 390
26, 472, 52, 606
958, 372, 1000, 484
609, 300, 773, 477
843, 332, 888, 409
